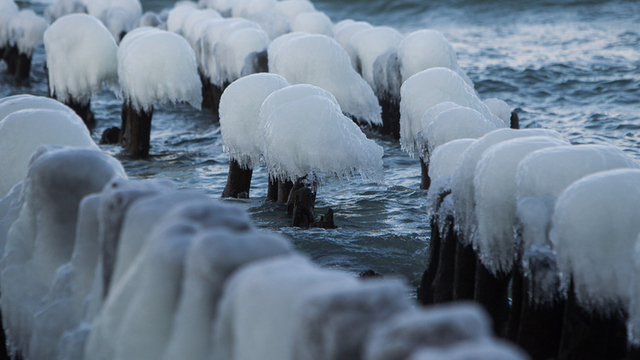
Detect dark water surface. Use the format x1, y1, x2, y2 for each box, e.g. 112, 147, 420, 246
2, 0, 639, 290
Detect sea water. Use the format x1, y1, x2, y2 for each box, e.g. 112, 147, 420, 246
1, 0, 639, 291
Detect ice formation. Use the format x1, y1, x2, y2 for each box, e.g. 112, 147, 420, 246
549, 169, 640, 313
332, 20, 372, 70
117, 29, 202, 112
515, 144, 640, 205
450, 128, 565, 246
0, 146, 125, 357
363, 302, 492, 360
166, 2, 197, 34
258, 86, 384, 183
291, 11, 332, 36
424, 107, 501, 156
7, 9, 48, 56
483, 98, 512, 126
372, 46, 401, 102
0, 94, 77, 122
407, 339, 529, 360
399, 68, 500, 156
211, 255, 360, 360
428, 139, 475, 181
180, 8, 221, 46
219, 73, 289, 168
266, 31, 308, 71
274, 0, 315, 20
0, 109, 97, 198
629, 238, 640, 346
291, 280, 411, 360
270, 34, 382, 125
45, 0, 87, 23
258, 83, 339, 124
44, 14, 118, 105
348, 26, 403, 88
163, 228, 292, 360
473, 136, 570, 275
398, 29, 472, 86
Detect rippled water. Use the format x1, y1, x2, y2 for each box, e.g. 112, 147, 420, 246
2, 0, 639, 291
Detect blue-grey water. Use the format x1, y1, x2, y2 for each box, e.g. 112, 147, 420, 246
2, 0, 639, 291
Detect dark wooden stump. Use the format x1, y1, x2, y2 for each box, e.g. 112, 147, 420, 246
64, 98, 96, 130
3, 46, 18, 76
510, 111, 520, 129
558, 280, 627, 360
277, 179, 293, 203
289, 186, 315, 228
453, 241, 477, 300
506, 264, 524, 341
14, 52, 31, 81
432, 213, 456, 303
222, 159, 253, 199
474, 261, 511, 337
379, 97, 400, 140
417, 216, 440, 306
121, 101, 153, 158
420, 157, 430, 190
267, 177, 278, 202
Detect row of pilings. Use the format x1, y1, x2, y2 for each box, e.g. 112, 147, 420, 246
417, 185, 631, 360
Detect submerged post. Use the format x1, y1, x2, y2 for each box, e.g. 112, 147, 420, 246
121, 101, 153, 158
222, 159, 253, 199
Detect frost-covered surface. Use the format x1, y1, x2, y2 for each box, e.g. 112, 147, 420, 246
258, 83, 339, 121
8, 10, 48, 55
425, 107, 500, 156
398, 29, 472, 86
166, 2, 197, 34
515, 144, 640, 205
428, 139, 475, 181
348, 26, 403, 88
474, 136, 570, 275
271, 34, 382, 125
0, 146, 125, 358
0, 109, 97, 198
117, 29, 202, 112
274, 0, 315, 20
45, 0, 87, 23
291, 280, 411, 360
138, 11, 163, 28
400, 68, 500, 157
163, 228, 292, 360
258, 87, 384, 183
0, 94, 77, 122
331, 20, 372, 70
0, 5, 19, 48
211, 255, 359, 360
291, 11, 332, 36
514, 196, 556, 257
219, 73, 289, 169
450, 128, 565, 246
246, 8, 291, 40
549, 169, 640, 314
408, 339, 529, 360
363, 302, 492, 360
629, 238, 640, 346
267, 31, 308, 71
372, 46, 401, 101
521, 244, 562, 307
180, 8, 220, 45
44, 14, 118, 105
483, 98, 511, 126
0, 183, 22, 260
86, 0, 142, 23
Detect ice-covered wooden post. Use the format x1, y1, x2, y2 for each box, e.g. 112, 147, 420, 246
472, 136, 569, 336
258, 84, 383, 228
550, 169, 640, 360
117, 28, 202, 158
4, 9, 47, 81
218, 73, 289, 198
44, 14, 118, 129
400, 68, 506, 190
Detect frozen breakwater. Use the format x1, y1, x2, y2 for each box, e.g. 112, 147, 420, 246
2, 0, 640, 358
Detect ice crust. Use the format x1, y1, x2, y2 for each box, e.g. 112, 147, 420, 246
270, 34, 382, 125
473, 136, 570, 275
258, 87, 384, 183
483, 98, 511, 126
8, 9, 48, 55
219, 73, 290, 169
450, 128, 565, 246
291, 11, 332, 36
331, 20, 372, 70
425, 107, 500, 156
399, 68, 500, 157
117, 29, 202, 112
363, 302, 492, 360
44, 14, 118, 105
347, 26, 403, 88
0, 109, 97, 198
550, 169, 640, 313
428, 139, 475, 181
398, 29, 472, 86
408, 339, 529, 360
0, 95, 77, 122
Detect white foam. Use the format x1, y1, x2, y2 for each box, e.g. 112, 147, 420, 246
219, 73, 289, 168
271, 34, 382, 125
550, 169, 640, 313
44, 14, 118, 105
474, 136, 570, 275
